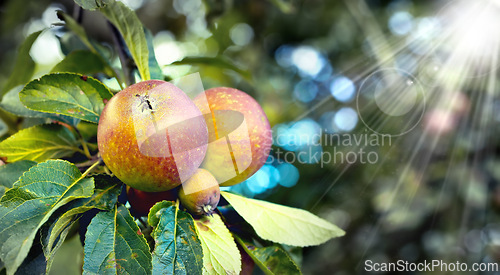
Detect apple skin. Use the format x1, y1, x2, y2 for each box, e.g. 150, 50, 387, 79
98, 80, 208, 192
178, 168, 220, 216
126, 186, 177, 217
194, 87, 272, 186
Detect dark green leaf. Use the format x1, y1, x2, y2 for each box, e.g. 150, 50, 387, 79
14, 242, 46, 275
145, 28, 163, 80
171, 56, 252, 81
51, 50, 114, 76
148, 201, 203, 275
74, 0, 112, 10
20, 73, 113, 123
83, 205, 152, 274
2, 31, 42, 97
57, 11, 118, 86
0, 160, 95, 275
0, 118, 7, 137
0, 124, 80, 162
57, 11, 98, 54
42, 175, 122, 273
0, 86, 80, 126
0, 160, 36, 188
235, 236, 302, 275
100, 0, 150, 81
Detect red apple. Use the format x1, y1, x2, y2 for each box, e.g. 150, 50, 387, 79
193, 87, 272, 186
98, 80, 208, 192
126, 186, 177, 216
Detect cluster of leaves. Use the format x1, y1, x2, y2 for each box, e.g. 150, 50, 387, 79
0, 0, 344, 274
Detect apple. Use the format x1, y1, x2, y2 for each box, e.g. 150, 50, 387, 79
178, 168, 220, 216
126, 186, 177, 217
98, 80, 208, 192
194, 87, 272, 186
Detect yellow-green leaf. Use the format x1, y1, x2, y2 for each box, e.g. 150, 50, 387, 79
194, 214, 241, 275
221, 192, 345, 247
0, 124, 80, 162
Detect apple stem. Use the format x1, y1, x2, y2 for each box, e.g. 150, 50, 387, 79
202, 205, 213, 215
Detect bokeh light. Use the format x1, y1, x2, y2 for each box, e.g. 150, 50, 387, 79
293, 79, 318, 103
389, 11, 414, 36
277, 163, 300, 188
330, 76, 355, 102
230, 23, 254, 46
274, 119, 322, 151
246, 169, 270, 194
30, 31, 64, 65
334, 107, 358, 132
291, 46, 326, 77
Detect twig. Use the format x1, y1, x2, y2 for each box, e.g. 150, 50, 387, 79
73, 126, 92, 159
108, 21, 135, 86
81, 158, 102, 178
76, 155, 102, 168
72, 4, 83, 24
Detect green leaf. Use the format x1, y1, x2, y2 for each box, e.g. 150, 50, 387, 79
194, 214, 241, 275
101, 0, 150, 81
51, 50, 114, 76
57, 11, 121, 89
221, 192, 345, 247
43, 175, 122, 273
148, 201, 204, 275
74, 0, 112, 10
83, 205, 152, 275
0, 118, 7, 137
269, 0, 296, 14
0, 160, 36, 188
171, 56, 251, 81
234, 236, 302, 275
0, 160, 95, 275
0, 124, 80, 162
2, 30, 42, 96
19, 73, 113, 123
0, 85, 80, 126
145, 28, 163, 80
57, 11, 97, 54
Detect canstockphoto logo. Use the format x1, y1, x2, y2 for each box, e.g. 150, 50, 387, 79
131, 73, 256, 195
356, 68, 426, 136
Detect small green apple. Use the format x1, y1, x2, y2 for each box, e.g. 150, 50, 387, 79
178, 168, 220, 216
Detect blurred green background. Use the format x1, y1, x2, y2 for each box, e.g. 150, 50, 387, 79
1, 0, 500, 274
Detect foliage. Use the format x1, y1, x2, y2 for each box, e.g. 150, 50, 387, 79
0, 0, 345, 274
